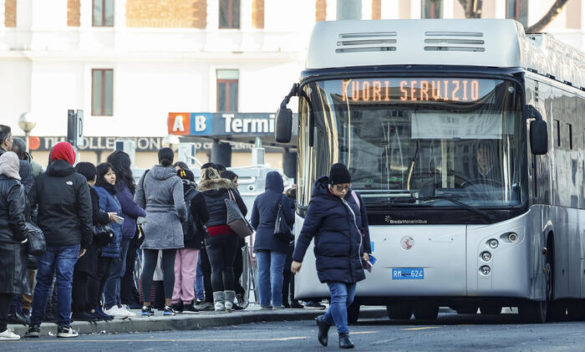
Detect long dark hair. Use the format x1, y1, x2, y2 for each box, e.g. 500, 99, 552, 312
96, 162, 116, 195
107, 150, 136, 194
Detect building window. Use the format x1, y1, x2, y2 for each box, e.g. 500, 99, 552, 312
555, 120, 560, 147
217, 70, 239, 112
422, 0, 442, 19
92, 69, 114, 116
219, 0, 240, 29
506, 0, 528, 26
93, 0, 114, 27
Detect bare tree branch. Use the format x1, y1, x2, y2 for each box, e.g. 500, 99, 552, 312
525, 0, 569, 33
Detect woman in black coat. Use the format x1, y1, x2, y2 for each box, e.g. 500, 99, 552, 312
291, 163, 371, 349
0, 152, 28, 340
251, 171, 294, 309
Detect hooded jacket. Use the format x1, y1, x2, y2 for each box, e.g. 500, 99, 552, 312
32, 159, 93, 248
292, 176, 370, 284
182, 180, 209, 249
135, 165, 186, 250
94, 185, 123, 258
251, 171, 294, 254
197, 177, 247, 236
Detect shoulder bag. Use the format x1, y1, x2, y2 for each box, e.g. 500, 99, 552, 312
273, 201, 292, 242
224, 189, 254, 238
25, 221, 45, 256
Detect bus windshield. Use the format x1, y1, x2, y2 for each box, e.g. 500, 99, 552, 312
300, 77, 526, 209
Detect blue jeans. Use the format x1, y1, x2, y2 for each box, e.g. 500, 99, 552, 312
195, 255, 204, 301
256, 250, 287, 308
31, 245, 80, 327
322, 282, 357, 335
104, 238, 130, 309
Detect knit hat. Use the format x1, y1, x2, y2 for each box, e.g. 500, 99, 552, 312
50, 142, 76, 166
0, 151, 21, 180
329, 163, 351, 185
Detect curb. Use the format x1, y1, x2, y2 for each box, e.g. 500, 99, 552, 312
8, 307, 387, 337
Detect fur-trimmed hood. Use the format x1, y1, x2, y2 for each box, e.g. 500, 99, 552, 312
197, 177, 233, 192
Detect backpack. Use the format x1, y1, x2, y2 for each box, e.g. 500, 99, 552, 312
182, 187, 206, 247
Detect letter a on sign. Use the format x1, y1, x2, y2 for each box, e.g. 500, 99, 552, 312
168, 113, 191, 135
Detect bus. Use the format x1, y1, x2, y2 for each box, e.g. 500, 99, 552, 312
275, 19, 585, 323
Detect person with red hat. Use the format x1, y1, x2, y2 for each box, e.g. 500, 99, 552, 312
25, 141, 93, 339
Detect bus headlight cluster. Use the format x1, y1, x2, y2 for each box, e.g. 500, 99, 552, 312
480, 251, 492, 262
488, 239, 499, 249
480, 265, 491, 275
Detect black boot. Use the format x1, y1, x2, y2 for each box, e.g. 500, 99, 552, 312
316, 315, 330, 347
339, 333, 354, 349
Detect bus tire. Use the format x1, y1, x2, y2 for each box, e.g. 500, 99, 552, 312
519, 256, 552, 323
347, 301, 360, 324
386, 303, 412, 320
413, 303, 439, 320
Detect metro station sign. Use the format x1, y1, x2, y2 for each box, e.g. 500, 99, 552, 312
168, 112, 276, 137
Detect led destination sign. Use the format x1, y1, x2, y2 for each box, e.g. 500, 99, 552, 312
340, 78, 490, 103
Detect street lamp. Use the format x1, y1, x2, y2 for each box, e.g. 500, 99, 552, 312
18, 112, 36, 153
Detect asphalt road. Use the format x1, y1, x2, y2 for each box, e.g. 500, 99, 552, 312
4, 312, 585, 352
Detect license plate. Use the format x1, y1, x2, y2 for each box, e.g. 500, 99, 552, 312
392, 268, 424, 280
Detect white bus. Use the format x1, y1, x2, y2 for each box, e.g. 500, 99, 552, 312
275, 19, 585, 323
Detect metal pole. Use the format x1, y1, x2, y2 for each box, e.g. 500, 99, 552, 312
337, 0, 362, 20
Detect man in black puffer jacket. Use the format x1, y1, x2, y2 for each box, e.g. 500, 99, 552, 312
25, 142, 92, 339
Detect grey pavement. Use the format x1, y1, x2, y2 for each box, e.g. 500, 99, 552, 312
6, 304, 386, 337
4, 312, 585, 352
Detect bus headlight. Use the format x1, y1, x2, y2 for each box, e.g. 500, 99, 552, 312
488, 239, 499, 249
508, 232, 518, 242
480, 265, 491, 275
480, 251, 492, 262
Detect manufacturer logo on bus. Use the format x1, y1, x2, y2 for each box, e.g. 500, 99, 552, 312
401, 236, 415, 250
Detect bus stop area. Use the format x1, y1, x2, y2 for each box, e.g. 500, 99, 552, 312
6, 306, 386, 337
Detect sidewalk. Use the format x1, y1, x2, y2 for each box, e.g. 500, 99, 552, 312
7, 305, 387, 337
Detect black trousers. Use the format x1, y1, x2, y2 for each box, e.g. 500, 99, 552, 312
87, 256, 113, 309
199, 245, 213, 303
0, 293, 11, 332
71, 270, 90, 313
141, 249, 176, 301
121, 236, 140, 306
205, 235, 238, 292
233, 244, 245, 296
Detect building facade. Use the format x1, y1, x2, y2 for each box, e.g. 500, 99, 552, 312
0, 0, 583, 168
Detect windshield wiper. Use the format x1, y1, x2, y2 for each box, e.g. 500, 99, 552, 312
416, 195, 494, 222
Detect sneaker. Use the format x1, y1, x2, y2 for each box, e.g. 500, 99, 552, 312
163, 306, 176, 316
195, 301, 214, 311
57, 325, 78, 338
72, 311, 98, 322
23, 325, 40, 338
291, 301, 304, 309
119, 305, 136, 317
141, 306, 154, 317
94, 307, 114, 321
104, 306, 129, 319
0, 328, 20, 341
171, 302, 183, 313
304, 301, 326, 310
182, 303, 199, 314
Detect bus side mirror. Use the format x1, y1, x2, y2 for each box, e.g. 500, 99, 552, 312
525, 105, 548, 155
275, 107, 293, 143
530, 119, 548, 155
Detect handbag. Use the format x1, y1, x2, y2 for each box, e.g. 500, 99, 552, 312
224, 189, 254, 239
93, 223, 115, 247
273, 201, 292, 242
25, 221, 45, 256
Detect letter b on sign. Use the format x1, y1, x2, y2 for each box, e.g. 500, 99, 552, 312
191, 113, 212, 135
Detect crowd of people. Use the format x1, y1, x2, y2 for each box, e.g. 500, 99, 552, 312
0, 123, 371, 349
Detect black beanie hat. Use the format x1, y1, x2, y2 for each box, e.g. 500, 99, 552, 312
329, 163, 351, 185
